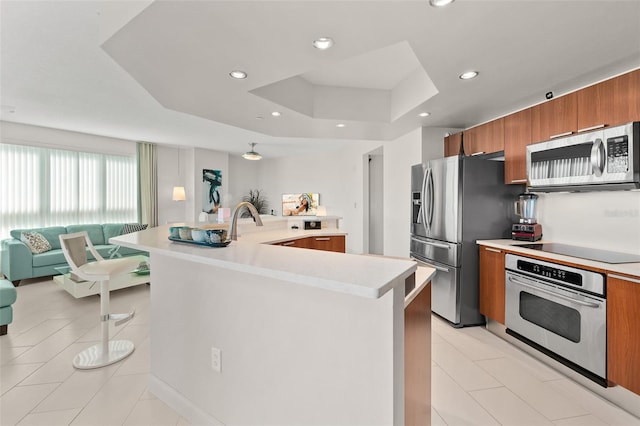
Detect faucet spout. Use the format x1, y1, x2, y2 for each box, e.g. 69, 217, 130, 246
230, 202, 264, 241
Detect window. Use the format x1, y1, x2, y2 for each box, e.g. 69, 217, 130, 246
0, 143, 137, 239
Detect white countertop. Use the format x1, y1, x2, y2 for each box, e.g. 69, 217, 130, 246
111, 224, 418, 299
477, 239, 640, 278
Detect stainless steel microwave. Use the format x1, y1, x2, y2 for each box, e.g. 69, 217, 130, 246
526, 121, 639, 192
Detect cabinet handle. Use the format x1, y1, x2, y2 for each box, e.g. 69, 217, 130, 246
510, 179, 528, 183
471, 151, 485, 156
577, 124, 606, 133
283, 241, 296, 246
315, 237, 331, 241
549, 131, 573, 139
608, 274, 640, 284
484, 247, 502, 253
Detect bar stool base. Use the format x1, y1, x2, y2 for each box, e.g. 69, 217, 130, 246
73, 340, 135, 369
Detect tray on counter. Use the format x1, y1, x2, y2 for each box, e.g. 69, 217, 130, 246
168, 236, 231, 248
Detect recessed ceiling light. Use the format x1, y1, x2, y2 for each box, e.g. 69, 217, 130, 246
459, 71, 479, 80
429, 0, 455, 6
271, 111, 281, 117
336, 123, 346, 128
419, 112, 431, 117
313, 37, 334, 50
256, 116, 264, 120
229, 70, 247, 79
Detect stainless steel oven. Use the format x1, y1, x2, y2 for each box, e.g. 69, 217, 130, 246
505, 254, 607, 385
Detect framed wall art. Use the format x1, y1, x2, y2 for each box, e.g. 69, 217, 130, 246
202, 169, 222, 214
282, 193, 319, 216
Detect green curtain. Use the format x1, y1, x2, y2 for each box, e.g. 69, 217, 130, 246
137, 142, 158, 227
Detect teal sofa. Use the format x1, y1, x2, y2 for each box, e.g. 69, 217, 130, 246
0, 279, 17, 335
1, 224, 147, 285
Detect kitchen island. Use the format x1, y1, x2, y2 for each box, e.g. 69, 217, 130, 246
111, 224, 434, 425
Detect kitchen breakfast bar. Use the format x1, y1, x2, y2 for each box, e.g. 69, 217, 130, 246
111, 224, 434, 425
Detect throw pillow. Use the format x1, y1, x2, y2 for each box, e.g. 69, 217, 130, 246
21, 231, 52, 254
121, 223, 148, 235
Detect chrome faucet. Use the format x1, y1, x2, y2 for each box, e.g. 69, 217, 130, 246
229, 201, 264, 240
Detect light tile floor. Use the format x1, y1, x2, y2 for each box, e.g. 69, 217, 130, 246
1, 277, 639, 425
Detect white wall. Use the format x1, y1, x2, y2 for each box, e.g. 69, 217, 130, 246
382, 128, 422, 257
227, 154, 262, 211
255, 140, 379, 253
536, 190, 640, 254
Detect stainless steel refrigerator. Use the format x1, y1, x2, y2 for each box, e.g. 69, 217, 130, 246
410, 156, 521, 327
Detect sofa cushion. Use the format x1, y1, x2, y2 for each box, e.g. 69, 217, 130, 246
65, 224, 105, 245
103, 224, 125, 243
122, 223, 148, 234
20, 231, 51, 254
32, 249, 68, 267
10, 227, 66, 250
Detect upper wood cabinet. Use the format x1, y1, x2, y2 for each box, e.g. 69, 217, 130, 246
463, 118, 504, 156
504, 108, 532, 185
612, 68, 640, 125
607, 273, 640, 394
577, 77, 616, 132
479, 245, 506, 325
531, 92, 578, 143
578, 69, 640, 132
444, 132, 462, 157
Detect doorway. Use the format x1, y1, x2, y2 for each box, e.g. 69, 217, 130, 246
366, 148, 384, 255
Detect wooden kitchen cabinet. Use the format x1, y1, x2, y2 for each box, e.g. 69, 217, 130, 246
444, 132, 462, 157
307, 235, 345, 253
463, 118, 504, 156
405, 279, 431, 426
273, 238, 311, 249
531, 91, 577, 143
504, 107, 532, 185
273, 235, 345, 253
577, 78, 616, 132
607, 273, 640, 395
612, 69, 640, 125
479, 245, 506, 324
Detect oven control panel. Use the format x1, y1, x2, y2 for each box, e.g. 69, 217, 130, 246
505, 254, 605, 297
516, 260, 582, 286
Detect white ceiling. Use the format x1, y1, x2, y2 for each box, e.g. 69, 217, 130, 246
2, 0, 640, 159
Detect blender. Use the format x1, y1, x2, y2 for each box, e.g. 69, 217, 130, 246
512, 193, 543, 241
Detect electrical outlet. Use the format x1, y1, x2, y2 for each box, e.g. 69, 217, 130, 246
211, 346, 221, 372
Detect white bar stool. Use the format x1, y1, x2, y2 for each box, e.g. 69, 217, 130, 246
59, 231, 140, 369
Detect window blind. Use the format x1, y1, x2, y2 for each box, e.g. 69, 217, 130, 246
0, 143, 137, 239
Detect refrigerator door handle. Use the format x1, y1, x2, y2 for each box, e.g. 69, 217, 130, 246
421, 168, 430, 232
427, 168, 435, 229
410, 237, 450, 250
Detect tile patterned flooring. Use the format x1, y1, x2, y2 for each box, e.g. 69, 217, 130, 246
1, 277, 639, 425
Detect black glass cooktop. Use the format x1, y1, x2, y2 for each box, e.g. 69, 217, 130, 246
517, 243, 640, 264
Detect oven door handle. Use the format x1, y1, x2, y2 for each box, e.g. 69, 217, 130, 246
507, 275, 600, 308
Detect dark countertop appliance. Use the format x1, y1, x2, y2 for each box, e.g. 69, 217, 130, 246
410, 156, 522, 327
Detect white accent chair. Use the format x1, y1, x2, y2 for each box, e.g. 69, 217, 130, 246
59, 231, 139, 369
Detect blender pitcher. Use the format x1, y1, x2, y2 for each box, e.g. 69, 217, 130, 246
514, 193, 538, 224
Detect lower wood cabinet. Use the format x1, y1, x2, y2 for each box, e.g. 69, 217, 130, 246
405, 280, 431, 426
479, 245, 506, 324
607, 273, 640, 394
273, 238, 311, 249
308, 235, 345, 253
273, 235, 346, 253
